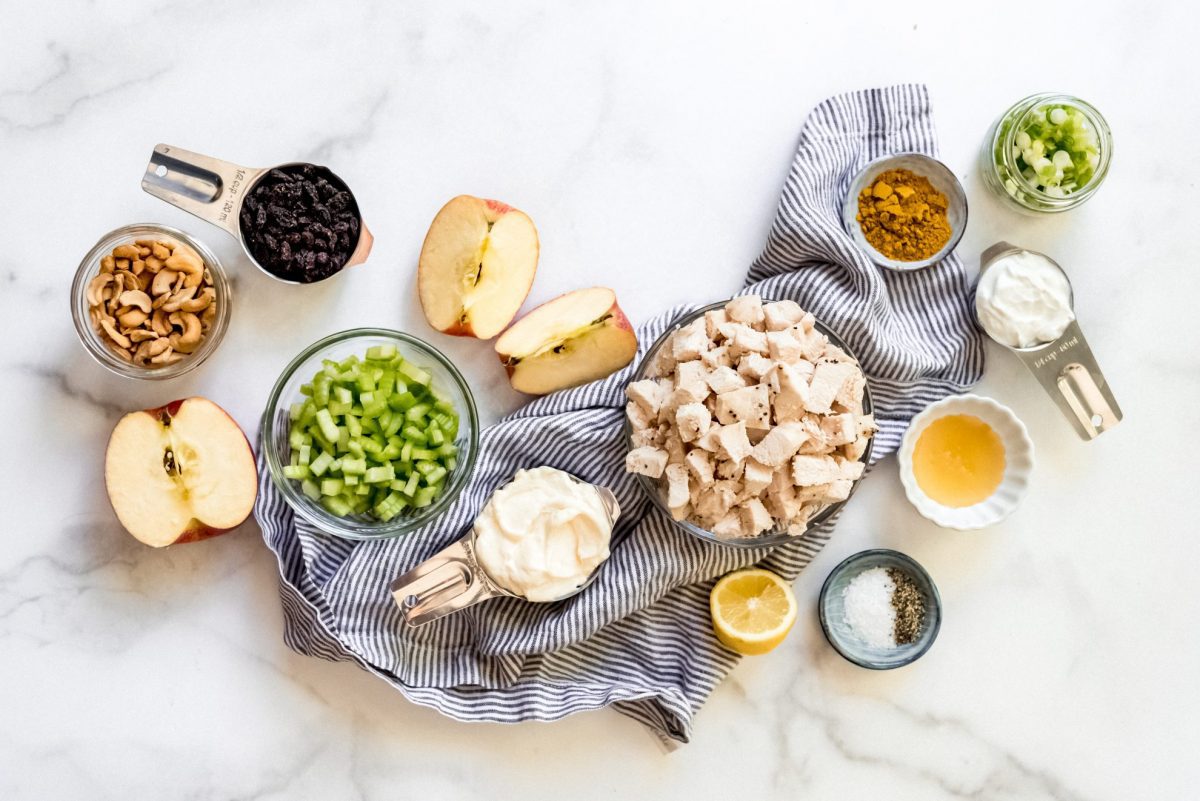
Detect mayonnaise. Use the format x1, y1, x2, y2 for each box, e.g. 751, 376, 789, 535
975, 250, 1074, 348
473, 467, 613, 602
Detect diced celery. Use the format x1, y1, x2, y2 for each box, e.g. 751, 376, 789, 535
298, 444, 311, 465
412, 487, 437, 508
427, 425, 445, 447
404, 473, 420, 496
366, 344, 397, 360
301, 479, 322, 501
406, 402, 432, 422
397, 360, 431, 386
321, 495, 351, 516
365, 464, 395, 484
437, 443, 458, 458
309, 451, 334, 477
401, 425, 427, 446
340, 457, 367, 475
411, 447, 437, 462
320, 478, 344, 496
423, 465, 447, 486
283, 464, 310, 480
315, 408, 340, 443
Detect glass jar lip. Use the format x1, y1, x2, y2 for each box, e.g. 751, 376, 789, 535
70, 222, 232, 380
625, 299, 874, 548
260, 327, 481, 540
993, 92, 1113, 209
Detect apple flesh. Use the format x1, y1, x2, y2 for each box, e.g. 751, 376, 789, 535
104, 397, 258, 547
418, 195, 539, 339
494, 287, 638, 394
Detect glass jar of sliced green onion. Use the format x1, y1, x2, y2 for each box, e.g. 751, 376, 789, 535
262, 328, 479, 540
980, 93, 1112, 213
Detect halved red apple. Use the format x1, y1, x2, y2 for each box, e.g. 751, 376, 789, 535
104, 397, 258, 547
418, 195, 539, 339
494, 287, 638, 394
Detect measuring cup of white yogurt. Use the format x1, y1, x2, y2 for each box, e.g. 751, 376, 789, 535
389, 467, 620, 626
975, 243, 1122, 440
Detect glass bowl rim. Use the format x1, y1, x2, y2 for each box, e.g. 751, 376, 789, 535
624, 298, 875, 549
842, 152, 969, 272
261, 326, 481, 540
990, 92, 1113, 211
817, 547, 943, 669
70, 222, 232, 380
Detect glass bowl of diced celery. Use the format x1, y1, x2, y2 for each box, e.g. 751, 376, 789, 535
981, 92, 1112, 214
262, 328, 479, 540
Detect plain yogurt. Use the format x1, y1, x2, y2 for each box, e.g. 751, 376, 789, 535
975, 250, 1074, 348
473, 467, 612, 602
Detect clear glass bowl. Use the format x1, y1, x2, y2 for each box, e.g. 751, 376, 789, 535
842, 153, 968, 271
70, 223, 232, 380
261, 328, 480, 540
819, 549, 942, 670
624, 300, 875, 549
980, 92, 1112, 214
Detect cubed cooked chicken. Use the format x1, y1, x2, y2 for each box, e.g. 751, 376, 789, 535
625, 295, 873, 539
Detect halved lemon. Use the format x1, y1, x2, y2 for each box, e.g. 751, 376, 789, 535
710, 568, 798, 655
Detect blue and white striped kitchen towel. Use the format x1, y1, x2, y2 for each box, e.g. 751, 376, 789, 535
255, 84, 983, 745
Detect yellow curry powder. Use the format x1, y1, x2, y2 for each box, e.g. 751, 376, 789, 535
856, 168, 951, 262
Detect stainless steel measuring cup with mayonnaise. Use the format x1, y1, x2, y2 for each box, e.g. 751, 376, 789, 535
974, 242, 1122, 440
389, 467, 621, 626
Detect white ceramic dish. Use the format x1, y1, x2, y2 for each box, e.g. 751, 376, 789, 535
841, 152, 967, 271
898, 394, 1034, 530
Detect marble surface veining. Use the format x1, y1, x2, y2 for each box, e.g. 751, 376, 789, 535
1, 2, 1197, 799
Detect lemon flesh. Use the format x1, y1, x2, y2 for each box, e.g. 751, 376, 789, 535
709, 569, 798, 656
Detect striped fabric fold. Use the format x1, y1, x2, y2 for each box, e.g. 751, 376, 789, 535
255, 83, 983, 745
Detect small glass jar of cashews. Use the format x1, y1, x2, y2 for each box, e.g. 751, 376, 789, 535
71, 223, 232, 379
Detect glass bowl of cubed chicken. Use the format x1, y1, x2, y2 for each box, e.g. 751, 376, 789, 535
623, 296, 876, 547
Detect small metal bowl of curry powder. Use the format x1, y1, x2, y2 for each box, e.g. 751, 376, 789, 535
842, 153, 967, 271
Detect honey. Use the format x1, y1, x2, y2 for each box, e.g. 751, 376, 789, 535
912, 414, 1005, 507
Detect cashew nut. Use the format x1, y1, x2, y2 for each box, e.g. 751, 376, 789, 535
117, 290, 152, 313
149, 346, 177, 365
100, 255, 116, 274
128, 329, 158, 343
144, 256, 163, 273
161, 285, 198, 313
134, 337, 171, 363
179, 287, 215, 313
151, 243, 171, 260
117, 307, 149, 328
100, 319, 131, 349
131, 259, 145, 275
151, 309, 171, 337
86, 273, 114, 306
115, 258, 131, 271
151, 269, 179, 296
165, 252, 204, 288
112, 244, 141, 260
172, 312, 203, 351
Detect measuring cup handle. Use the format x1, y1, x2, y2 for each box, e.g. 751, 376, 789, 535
388, 536, 497, 626
141, 144, 263, 237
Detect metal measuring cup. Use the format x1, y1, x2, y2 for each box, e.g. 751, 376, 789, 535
976, 242, 1122, 440
140, 144, 374, 284
389, 474, 621, 626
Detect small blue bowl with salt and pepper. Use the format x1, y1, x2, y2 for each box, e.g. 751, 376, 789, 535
819, 549, 942, 670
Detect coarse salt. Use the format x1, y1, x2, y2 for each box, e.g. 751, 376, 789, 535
842, 567, 897, 649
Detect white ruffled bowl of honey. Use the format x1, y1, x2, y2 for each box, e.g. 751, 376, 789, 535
898, 395, 1034, 530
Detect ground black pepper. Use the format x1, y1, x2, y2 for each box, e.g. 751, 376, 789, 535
887, 567, 925, 645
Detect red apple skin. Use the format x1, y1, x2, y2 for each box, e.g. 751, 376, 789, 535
106, 397, 258, 548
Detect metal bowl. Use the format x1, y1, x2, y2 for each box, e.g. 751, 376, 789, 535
624, 299, 874, 549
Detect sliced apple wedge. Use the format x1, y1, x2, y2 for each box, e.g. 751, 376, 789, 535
495, 287, 638, 394
418, 195, 539, 339
104, 397, 258, 547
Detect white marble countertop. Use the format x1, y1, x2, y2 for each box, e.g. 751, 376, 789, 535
3, 2, 1197, 798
